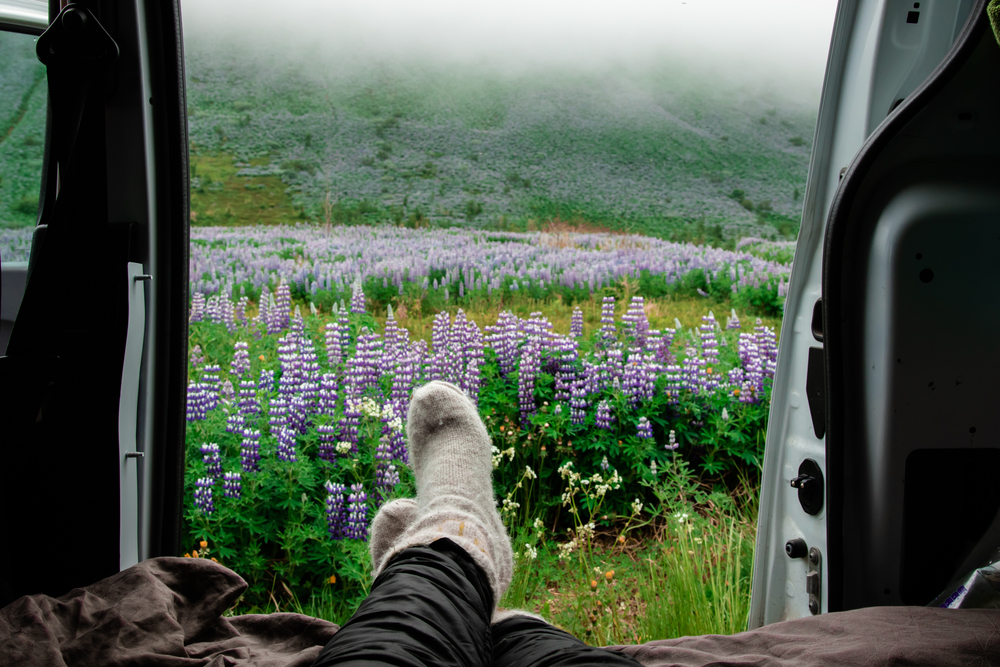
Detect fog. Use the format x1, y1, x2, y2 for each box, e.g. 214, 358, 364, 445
181, 0, 838, 105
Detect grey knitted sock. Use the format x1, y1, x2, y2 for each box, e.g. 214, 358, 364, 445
369, 498, 417, 578
379, 381, 513, 607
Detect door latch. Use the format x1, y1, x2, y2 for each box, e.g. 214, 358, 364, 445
790, 458, 824, 515
785, 538, 822, 615
806, 547, 822, 615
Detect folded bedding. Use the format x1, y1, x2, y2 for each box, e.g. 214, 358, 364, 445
2, 557, 999, 666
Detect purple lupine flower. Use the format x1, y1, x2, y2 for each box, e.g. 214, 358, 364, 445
598, 296, 616, 347
269, 394, 290, 431
220, 379, 235, 403
231, 340, 251, 377
197, 365, 219, 412
391, 354, 416, 425
190, 344, 205, 368
318, 372, 339, 414
240, 428, 261, 472
186, 382, 210, 421
274, 280, 292, 331
681, 348, 708, 394
344, 330, 382, 396
194, 478, 214, 514
339, 398, 362, 453
383, 304, 402, 371
700, 311, 720, 366
223, 471, 242, 499
569, 373, 589, 426
256, 286, 270, 329
338, 301, 351, 349
727, 308, 742, 329
622, 296, 649, 346
350, 276, 366, 314
235, 295, 249, 326
637, 416, 653, 440
317, 423, 338, 462
324, 481, 347, 540
258, 368, 276, 394
325, 319, 342, 366
275, 427, 298, 462
201, 443, 222, 479
485, 310, 520, 377
189, 293, 206, 322
290, 306, 305, 337
570, 307, 583, 338
595, 400, 614, 430
225, 405, 245, 434
600, 455, 610, 471
665, 429, 679, 451
346, 483, 369, 540
375, 462, 400, 500
518, 338, 541, 426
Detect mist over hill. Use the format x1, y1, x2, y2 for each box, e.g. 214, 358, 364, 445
0, 6, 828, 244
184, 32, 819, 241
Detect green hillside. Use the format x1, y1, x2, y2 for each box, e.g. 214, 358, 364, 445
0, 31, 818, 243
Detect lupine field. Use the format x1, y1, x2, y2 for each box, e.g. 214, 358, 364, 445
176, 223, 790, 641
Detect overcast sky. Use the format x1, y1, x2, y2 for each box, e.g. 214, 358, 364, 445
182, 0, 839, 103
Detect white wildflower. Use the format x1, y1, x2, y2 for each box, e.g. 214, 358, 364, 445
721, 407, 730, 421
631, 498, 644, 515
524, 466, 537, 480
360, 397, 380, 418
335, 441, 352, 455
523, 544, 538, 560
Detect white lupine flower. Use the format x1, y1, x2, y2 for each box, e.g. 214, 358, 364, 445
721, 407, 730, 421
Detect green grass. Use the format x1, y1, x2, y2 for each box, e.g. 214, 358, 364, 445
224, 472, 758, 645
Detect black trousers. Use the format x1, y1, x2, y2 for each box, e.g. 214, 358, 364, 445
312, 538, 643, 667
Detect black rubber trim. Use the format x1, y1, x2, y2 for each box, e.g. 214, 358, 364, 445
821, 0, 991, 612
142, 0, 189, 560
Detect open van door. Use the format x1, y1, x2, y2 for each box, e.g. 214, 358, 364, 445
750, 0, 1000, 625
0, 0, 189, 605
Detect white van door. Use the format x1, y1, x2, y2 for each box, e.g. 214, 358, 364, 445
749, 0, 997, 626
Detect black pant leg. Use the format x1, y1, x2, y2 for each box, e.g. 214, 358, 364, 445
492, 616, 644, 667
312, 538, 494, 667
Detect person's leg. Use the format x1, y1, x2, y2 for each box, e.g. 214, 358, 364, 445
491, 614, 644, 667
311, 538, 493, 667
314, 382, 513, 667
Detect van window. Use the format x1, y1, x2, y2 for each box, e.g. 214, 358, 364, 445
0, 29, 45, 263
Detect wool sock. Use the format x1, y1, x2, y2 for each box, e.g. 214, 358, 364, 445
370, 502, 549, 626
377, 381, 513, 607
369, 498, 417, 579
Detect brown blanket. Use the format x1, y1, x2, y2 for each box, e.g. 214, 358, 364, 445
2, 557, 999, 666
